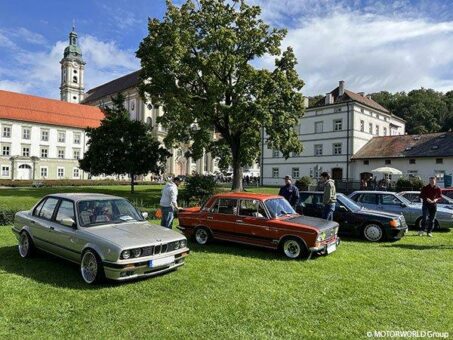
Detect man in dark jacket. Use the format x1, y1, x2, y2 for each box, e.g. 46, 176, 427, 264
419, 176, 442, 237
278, 175, 300, 208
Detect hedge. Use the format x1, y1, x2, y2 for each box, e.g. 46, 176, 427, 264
0, 207, 19, 226
0, 179, 161, 187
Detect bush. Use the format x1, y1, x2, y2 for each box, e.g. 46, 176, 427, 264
295, 176, 313, 191
181, 175, 219, 206
0, 207, 19, 226
396, 176, 424, 192
0, 179, 159, 187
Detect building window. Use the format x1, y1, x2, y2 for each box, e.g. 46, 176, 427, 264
272, 168, 279, 178
292, 168, 300, 179
58, 149, 65, 159
1, 166, 9, 177
73, 76, 78, 83
368, 123, 373, 134
360, 120, 365, 132
333, 143, 342, 155
385, 159, 391, 165
436, 158, 443, 164
272, 149, 279, 158
40, 167, 48, 178
407, 170, 418, 177
409, 159, 416, 164
363, 160, 369, 165
73, 133, 81, 144
333, 119, 342, 131
375, 125, 379, 135
73, 149, 80, 159
435, 171, 445, 181
57, 168, 64, 178
41, 129, 49, 141
314, 144, 323, 156
314, 121, 323, 133
73, 168, 80, 178
22, 147, 30, 157
2, 145, 10, 156
41, 148, 48, 158
22, 127, 31, 140
58, 131, 66, 143
383, 127, 387, 136
2, 126, 11, 138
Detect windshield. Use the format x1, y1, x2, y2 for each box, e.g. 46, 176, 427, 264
337, 194, 362, 212
77, 199, 144, 227
265, 198, 296, 218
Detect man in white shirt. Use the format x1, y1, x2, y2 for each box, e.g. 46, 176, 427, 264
159, 177, 182, 229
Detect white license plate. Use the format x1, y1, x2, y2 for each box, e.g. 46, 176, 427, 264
327, 243, 337, 254
149, 255, 175, 268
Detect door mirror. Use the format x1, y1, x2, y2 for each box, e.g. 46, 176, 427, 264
61, 217, 76, 228
339, 205, 348, 212
142, 212, 149, 219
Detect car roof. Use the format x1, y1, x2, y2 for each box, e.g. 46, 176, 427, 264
350, 190, 397, 195
399, 191, 420, 194
211, 192, 281, 200
46, 193, 123, 202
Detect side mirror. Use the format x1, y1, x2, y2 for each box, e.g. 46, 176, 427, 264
142, 212, 149, 219
61, 218, 76, 228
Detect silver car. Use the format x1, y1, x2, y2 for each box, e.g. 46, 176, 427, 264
399, 191, 453, 210
348, 191, 453, 230
12, 193, 189, 284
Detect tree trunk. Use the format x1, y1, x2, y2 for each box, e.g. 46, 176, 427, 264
231, 142, 243, 192
130, 173, 135, 193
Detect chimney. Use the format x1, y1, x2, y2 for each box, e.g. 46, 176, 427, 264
325, 93, 333, 105
339, 80, 345, 96
358, 92, 365, 97
303, 97, 309, 108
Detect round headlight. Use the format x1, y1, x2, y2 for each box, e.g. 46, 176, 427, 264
174, 241, 180, 250
180, 239, 187, 248
132, 248, 142, 258
122, 250, 131, 259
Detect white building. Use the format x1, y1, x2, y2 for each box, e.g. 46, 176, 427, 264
261, 81, 406, 185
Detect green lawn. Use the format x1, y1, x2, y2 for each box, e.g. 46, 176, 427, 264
0, 185, 452, 338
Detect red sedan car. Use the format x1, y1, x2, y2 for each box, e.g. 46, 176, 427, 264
178, 193, 340, 259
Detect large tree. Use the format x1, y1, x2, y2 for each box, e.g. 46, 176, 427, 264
79, 94, 170, 193
137, 0, 305, 191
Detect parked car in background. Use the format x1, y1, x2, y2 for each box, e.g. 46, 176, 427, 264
178, 193, 340, 259
348, 191, 453, 230
441, 187, 453, 199
12, 193, 189, 284
399, 191, 453, 210
296, 192, 407, 242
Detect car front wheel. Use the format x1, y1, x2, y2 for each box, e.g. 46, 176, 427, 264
18, 231, 35, 258
363, 223, 383, 242
80, 250, 104, 284
282, 238, 306, 259
194, 227, 211, 245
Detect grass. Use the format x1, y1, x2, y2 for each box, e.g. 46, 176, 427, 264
0, 185, 452, 338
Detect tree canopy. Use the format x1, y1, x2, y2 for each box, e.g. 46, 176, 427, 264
79, 94, 170, 193
137, 0, 305, 191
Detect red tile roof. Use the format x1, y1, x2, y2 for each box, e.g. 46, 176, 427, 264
0, 90, 104, 129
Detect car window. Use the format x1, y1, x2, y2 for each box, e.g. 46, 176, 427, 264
33, 198, 47, 216
212, 198, 238, 215
404, 193, 420, 203
238, 199, 266, 218
38, 197, 59, 220
299, 194, 321, 205
358, 193, 377, 204
380, 194, 401, 205
55, 200, 75, 225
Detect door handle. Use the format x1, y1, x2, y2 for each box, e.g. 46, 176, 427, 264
207, 216, 213, 220
236, 220, 243, 223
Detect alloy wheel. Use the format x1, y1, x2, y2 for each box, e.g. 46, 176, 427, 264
18, 233, 29, 258
364, 224, 383, 242
283, 239, 301, 258
81, 251, 98, 284
195, 228, 209, 245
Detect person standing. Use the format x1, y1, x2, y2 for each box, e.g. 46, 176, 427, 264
419, 176, 442, 237
321, 172, 336, 221
159, 177, 182, 229
278, 175, 300, 208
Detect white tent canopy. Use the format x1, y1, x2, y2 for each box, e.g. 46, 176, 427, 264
371, 167, 403, 175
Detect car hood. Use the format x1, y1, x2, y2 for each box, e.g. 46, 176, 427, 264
285, 215, 338, 231
81, 221, 184, 248
358, 208, 401, 219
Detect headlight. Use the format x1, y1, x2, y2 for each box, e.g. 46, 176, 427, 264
132, 248, 142, 258
121, 250, 131, 259
180, 239, 187, 248
316, 231, 326, 242
174, 241, 180, 250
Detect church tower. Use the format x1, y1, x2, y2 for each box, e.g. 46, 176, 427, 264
60, 26, 85, 103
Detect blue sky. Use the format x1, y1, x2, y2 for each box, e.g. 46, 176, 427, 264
0, 0, 452, 99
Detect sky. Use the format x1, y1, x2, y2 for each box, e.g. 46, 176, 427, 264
0, 0, 452, 99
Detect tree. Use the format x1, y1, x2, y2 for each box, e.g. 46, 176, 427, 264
137, 0, 305, 191
79, 94, 170, 193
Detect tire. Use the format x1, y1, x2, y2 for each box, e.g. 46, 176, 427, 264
80, 249, 105, 284
363, 223, 384, 242
194, 227, 211, 245
416, 218, 440, 231
18, 231, 35, 258
281, 237, 308, 259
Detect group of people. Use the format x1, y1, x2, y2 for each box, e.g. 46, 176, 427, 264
360, 176, 391, 190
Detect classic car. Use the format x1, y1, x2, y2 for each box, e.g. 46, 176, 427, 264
178, 193, 340, 259
442, 187, 453, 199
12, 193, 189, 284
399, 191, 453, 210
348, 191, 453, 230
296, 192, 407, 242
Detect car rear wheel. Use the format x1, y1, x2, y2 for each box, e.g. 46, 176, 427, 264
416, 218, 440, 231
80, 250, 104, 284
282, 238, 306, 259
363, 223, 383, 242
194, 227, 211, 245
18, 231, 35, 258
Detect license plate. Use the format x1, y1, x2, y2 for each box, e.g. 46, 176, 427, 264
327, 243, 337, 254
149, 255, 175, 268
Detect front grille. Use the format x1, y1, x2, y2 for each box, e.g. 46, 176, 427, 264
140, 243, 170, 257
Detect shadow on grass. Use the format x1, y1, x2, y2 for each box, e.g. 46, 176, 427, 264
382, 244, 453, 250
